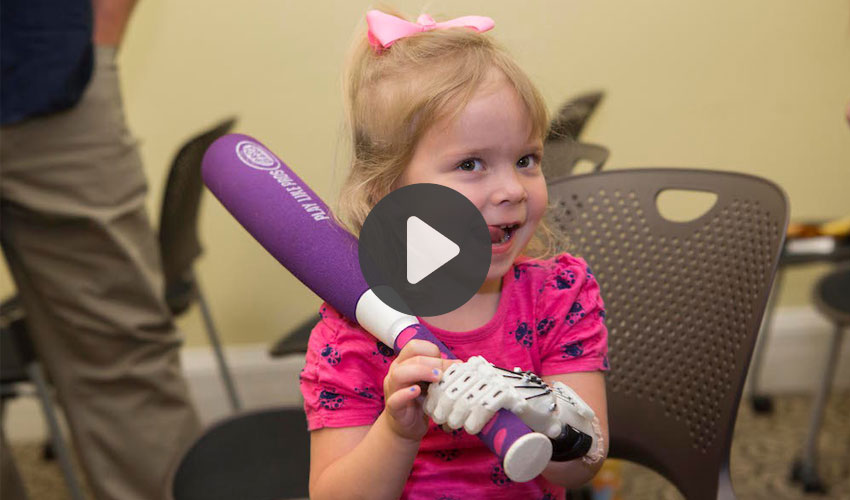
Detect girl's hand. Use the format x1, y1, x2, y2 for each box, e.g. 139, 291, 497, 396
382, 340, 458, 442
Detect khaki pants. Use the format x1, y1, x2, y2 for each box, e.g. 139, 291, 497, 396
0, 46, 200, 500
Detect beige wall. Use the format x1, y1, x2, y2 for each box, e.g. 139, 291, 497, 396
2, 1, 849, 346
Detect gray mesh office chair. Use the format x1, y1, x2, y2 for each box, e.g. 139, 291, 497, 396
168, 407, 310, 500
547, 169, 789, 499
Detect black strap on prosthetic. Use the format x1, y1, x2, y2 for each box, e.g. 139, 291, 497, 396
549, 425, 592, 462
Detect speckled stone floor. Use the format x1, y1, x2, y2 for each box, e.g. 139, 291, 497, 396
7, 392, 849, 499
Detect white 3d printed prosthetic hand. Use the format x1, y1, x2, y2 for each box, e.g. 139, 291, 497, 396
424, 355, 604, 464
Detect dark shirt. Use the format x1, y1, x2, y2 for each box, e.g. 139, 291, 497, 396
1, 0, 94, 125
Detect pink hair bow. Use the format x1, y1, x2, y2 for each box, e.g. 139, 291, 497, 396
366, 10, 495, 50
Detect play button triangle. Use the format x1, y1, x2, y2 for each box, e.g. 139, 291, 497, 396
358, 183, 490, 316
407, 216, 460, 284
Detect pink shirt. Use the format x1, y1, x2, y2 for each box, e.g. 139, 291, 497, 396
300, 252, 609, 500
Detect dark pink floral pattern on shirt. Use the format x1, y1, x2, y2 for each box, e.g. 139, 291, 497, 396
299, 253, 608, 500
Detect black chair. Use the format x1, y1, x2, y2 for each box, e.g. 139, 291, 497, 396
168, 407, 310, 500
746, 231, 850, 414
547, 168, 789, 499
543, 91, 610, 181
790, 266, 849, 493
548, 90, 605, 141
542, 138, 609, 181
269, 315, 318, 358
159, 117, 242, 411
0, 297, 85, 500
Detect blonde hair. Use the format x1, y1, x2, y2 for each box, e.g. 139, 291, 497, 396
338, 8, 554, 258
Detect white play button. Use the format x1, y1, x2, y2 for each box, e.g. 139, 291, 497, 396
406, 216, 460, 285
359, 184, 490, 316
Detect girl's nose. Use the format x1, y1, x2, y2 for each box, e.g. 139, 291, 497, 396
490, 168, 527, 205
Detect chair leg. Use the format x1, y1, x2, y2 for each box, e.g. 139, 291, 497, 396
748, 269, 784, 414
27, 362, 86, 500
791, 323, 845, 494
716, 464, 737, 500
195, 280, 242, 412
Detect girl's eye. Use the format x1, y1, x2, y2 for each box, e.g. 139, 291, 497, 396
457, 158, 484, 172
517, 154, 539, 169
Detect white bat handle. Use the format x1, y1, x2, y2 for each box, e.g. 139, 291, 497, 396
355, 289, 419, 347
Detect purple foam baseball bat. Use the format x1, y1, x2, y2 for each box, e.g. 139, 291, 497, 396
202, 133, 552, 482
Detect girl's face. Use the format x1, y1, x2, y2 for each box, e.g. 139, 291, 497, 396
397, 72, 547, 283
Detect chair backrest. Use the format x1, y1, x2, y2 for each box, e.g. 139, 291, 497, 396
269, 314, 319, 358
547, 90, 604, 141
169, 407, 310, 500
0, 297, 34, 387
543, 91, 609, 181
547, 169, 788, 499
543, 138, 610, 181
813, 266, 850, 326
158, 117, 236, 314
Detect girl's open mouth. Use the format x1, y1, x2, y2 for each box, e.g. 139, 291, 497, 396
489, 224, 519, 245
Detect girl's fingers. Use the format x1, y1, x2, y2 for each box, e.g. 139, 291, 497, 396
384, 345, 463, 420
385, 384, 422, 413
400, 355, 444, 371
386, 363, 442, 395
394, 339, 441, 364
442, 358, 463, 371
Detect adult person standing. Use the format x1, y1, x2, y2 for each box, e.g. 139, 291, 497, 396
1, 1, 201, 498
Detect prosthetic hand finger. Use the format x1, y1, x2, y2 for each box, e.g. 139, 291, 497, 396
447, 367, 498, 429
459, 371, 506, 434
426, 360, 472, 423
429, 356, 489, 424
426, 356, 499, 428
443, 365, 483, 402
445, 380, 481, 429
430, 387, 453, 424
424, 382, 444, 421
447, 400, 474, 429
464, 402, 497, 435
424, 364, 461, 416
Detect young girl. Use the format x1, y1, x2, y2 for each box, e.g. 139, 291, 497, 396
300, 9, 609, 499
